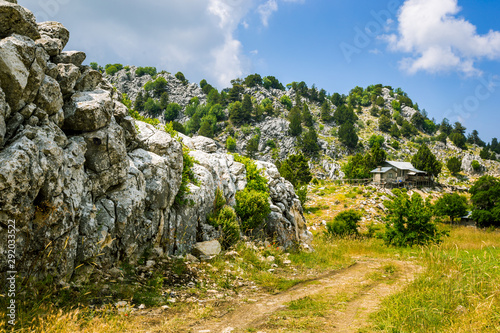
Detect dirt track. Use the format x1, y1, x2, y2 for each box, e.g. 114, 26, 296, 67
190, 257, 423, 333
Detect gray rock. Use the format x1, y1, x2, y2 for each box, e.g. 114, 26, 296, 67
192, 240, 221, 258
63, 89, 113, 132
0, 0, 40, 40
56, 63, 80, 95
53, 51, 86, 66
74, 67, 102, 92
81, 118, 128, 196
181, 135, 218, 153
37, 21, 69, 50
35, 75, 63, 115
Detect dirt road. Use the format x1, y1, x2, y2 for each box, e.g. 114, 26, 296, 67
190, 257, 422, 333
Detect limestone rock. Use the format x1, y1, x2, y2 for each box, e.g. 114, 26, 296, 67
135, 121, 183, 168
63, 89, 113, 132
56, 63, 80, 95
181, 134, 218, 153
35, 75, 63, 115
81, 118, 128, 195
37, 21, 69, 50
74, 67, 102, 92
192, 240, 221, 258
0, 0, 40, 40
53, 50, 86, 66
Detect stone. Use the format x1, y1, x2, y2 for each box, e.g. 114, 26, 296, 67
74, 67, 102, 92
35, 75, 63, 115
185, 254, 200, 263
181, 134, 218, 153
37, 21, 69, 50
36, 37, 63, 57
63, 89, 113, 132
81, 118, 128, 195
0, 0, 40, 40
56, 63, 80, 95
53, 50, 86, 66
192, 240, 221, 258
0, 34, 36, 112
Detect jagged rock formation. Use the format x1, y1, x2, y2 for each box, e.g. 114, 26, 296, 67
0, 1, 311, 283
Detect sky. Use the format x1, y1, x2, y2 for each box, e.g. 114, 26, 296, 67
18, 0, 500, 142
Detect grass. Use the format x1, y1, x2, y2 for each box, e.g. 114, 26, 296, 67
369, 226, 500, 333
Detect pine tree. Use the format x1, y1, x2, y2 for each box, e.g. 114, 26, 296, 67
288, 106, 303, 136
379, 115, 392, 133
411, 143, 442, 177
241, 94, 253, 123
134, 91, 145, 111
338, 122, 358, 149
302, 103, 314, 127
198, 120, 213, 138
320, 101, 332, 122
447, 157, 461, 175
301, 127, 320, 156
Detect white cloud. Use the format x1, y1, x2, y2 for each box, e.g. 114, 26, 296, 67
258, 0, 278, 27
386, 0, 500, 75
17, 0, 304, 89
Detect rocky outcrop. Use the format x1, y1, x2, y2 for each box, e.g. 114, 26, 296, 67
0, 2, 311, 284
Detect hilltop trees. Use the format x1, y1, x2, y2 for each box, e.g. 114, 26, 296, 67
320, 101, 332, 122
411, 144, 442, 177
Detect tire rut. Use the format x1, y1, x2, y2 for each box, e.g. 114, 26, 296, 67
190, 258, 422, 333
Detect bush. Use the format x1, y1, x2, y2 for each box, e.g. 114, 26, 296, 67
384, 189, 445, 247
175, 148, 198, 206
105, 65, 118, 75
368, 134, 385, 148
226, 136, 237, 152
447, 157, 461, 175
470, 176, 500, 227
472, 160, 481, 172
175, 71, 188, 85
235, 189, 271, 231
207, 189, 241, 249
136, 66, 157, 77
391, 140, 400, 150
325, 210, 362, 237
164, 103, 181, 122
280, 95, 292, 110
144, 77, 168, 97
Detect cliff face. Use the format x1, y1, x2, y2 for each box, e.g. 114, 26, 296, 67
0, 1, 311, 283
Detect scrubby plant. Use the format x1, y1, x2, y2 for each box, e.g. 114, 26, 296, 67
135, 66, 157, 77
207, 188, 241, 249
164, 103, 181, 122
434, 193, 468, 224
174, 147, 199, 206
235, 189, 270, 232
325, 210, 362, 237
175, 71, 188, 85
447, 157, 461, 175
226, 136, 237, 152
384, 189, 445, 247
471, 160, 481, 172
280, 95, 292, 110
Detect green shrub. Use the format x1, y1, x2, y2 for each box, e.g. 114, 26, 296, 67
266, 140, 277, 149
325, 210, 362, 237
234, 154, 269, 193
384, 189, 445, 247
391, 140, 400, 150
235, 189, 271, 231
175, 147, 199, 206
175, 71, 188, 85
215, 206, 241, 249
280, 95, 292, 110
471, 160, 481, 172
105, 65, 118, 75
164, 103, 181, 122
136, 66, 157, 77
368, 134, 385, 148
226, 136, 237, 152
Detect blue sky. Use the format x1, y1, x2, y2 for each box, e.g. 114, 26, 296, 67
18, 0, 500, 142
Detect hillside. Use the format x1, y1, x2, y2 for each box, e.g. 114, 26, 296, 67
105, 66, 500, 186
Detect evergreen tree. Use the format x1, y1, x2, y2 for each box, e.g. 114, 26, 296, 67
411, 143, 442, 177
333, 105, 357, 125
447, 157, 462, 175
440, 118, 453, 135
134, 91, 145, 111
379, 115, 392, 133
241, 94, 253, 122
320, 101, 332, 122
480, 148, 491, 160
302, 103, 314, 127
331, 93, 343, 107
301, 127, 320, 156
338, 122, 358, 149
229, 101, 245, 125
164, 103, 181, 122
246, 135, 259, 158
390, 124, 401, 138
288, 106, 303, 136
277, 153, 312, 188
159, 92, 169, 110
198, 120, 214, 138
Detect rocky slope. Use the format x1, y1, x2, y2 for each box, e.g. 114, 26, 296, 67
107, 68, 500, 183
0, 1, 311, 284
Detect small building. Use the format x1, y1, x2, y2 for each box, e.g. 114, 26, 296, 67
460, 212, 476, 227
371, 161, 429, 186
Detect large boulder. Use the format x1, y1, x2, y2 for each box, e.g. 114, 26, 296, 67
56, 63, 80, 95
37, 21, 69, 49
75, 67, 102, 92
63, 89, 113, 132
0, 34, 44, 112
53, 50, 86, 66
80, 118, 128, 195
0, 0, 40, 40
0, 87, 9, 146
34, 75, 63, 116
192, 240, 221, 259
